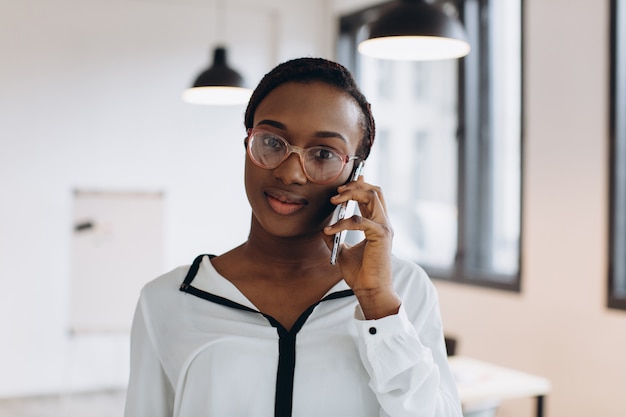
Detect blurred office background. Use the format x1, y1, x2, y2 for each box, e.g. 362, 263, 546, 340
0, 0, 624, 416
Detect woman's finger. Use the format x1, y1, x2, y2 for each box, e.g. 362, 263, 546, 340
330, 187, 388, 224
338, 176, 389, 213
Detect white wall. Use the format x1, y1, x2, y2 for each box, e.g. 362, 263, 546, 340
0, 0, 329, 396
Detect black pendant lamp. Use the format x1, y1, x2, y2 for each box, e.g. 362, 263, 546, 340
358, 0, 471, 61
182, 46, 252, 106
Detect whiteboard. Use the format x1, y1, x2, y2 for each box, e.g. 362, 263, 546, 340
70, 190, 164, 334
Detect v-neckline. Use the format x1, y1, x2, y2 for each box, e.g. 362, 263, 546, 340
193, 255, 353, 313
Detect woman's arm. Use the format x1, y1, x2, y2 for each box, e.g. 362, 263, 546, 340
354, 300, 462, 417
124, 298, 175, 417
325, 177, 462, 416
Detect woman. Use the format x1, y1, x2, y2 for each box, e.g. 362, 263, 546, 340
124, 58, 462, 417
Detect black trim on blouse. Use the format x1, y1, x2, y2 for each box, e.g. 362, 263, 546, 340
179, 254, 355, 417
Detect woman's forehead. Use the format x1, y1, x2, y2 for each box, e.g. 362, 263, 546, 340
252, 81, 363, 142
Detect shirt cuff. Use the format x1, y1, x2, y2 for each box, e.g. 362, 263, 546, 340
354, 303, 418, 341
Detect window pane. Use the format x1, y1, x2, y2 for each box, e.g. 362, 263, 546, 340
458, 0, 521, 282
487, 0, 522, 275
338, 0, 522, 290
359, 58, 459, 269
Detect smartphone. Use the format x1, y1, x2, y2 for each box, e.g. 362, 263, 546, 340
329, 161, 365, 265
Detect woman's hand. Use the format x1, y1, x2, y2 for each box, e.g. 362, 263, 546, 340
324, 176, 401, 319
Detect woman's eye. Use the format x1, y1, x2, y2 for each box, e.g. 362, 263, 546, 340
262, 135, 284, 150
312, 148, 339, 161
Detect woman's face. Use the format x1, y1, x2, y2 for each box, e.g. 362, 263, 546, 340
245, 81, 364, 238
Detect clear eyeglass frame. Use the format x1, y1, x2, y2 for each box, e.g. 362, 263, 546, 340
245, 128, 359, 184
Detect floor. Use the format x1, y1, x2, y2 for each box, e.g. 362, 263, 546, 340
0, 390, 126, 417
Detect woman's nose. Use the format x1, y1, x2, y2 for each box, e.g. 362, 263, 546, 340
273, 152, 308, 185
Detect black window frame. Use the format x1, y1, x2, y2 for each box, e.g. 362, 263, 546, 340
609, 0, 626, 310
338, 0, 524, 292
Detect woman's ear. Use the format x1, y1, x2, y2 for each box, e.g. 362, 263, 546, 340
243, 128, 252, 148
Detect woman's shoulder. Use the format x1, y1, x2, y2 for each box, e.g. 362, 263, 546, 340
141, 254, 216, 298
391, 255, 431, 286
391, 255, 440, 312
139, 262, 192, 303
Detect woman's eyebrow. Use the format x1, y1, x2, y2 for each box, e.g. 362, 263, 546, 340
256, 119, 286, 130
312, 131, 348, 143
255, 119, 347, 143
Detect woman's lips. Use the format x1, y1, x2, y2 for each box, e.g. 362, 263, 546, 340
265, 191, 307, 215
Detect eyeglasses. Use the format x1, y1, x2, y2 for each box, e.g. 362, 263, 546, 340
246, 129, 359, 184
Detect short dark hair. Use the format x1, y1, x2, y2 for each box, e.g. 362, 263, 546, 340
244, 57, 376, 160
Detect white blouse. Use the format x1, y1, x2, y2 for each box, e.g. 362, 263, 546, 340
124, 254, 462, 417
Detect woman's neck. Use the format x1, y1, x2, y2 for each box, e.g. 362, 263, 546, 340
243, 233, 331, 271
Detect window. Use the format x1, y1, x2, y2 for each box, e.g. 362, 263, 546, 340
338, 0, 523, 290
609, 0, 626, 310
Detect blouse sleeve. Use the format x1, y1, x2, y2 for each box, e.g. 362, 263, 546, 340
354, 303, 463, 417
124, 298, 175, 417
